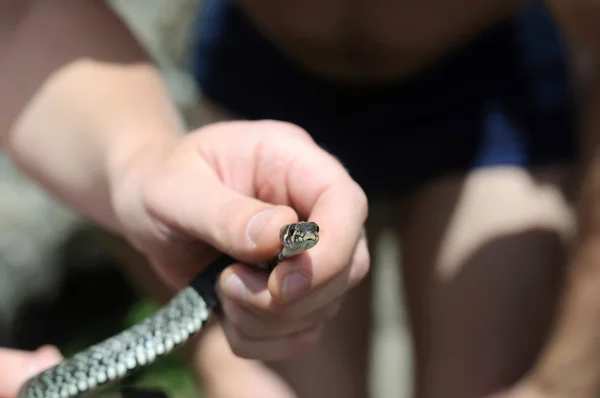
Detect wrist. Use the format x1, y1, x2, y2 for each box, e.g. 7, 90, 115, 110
105, 127, 178, 235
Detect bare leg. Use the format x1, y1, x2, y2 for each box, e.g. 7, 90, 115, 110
399, 166, 574, 398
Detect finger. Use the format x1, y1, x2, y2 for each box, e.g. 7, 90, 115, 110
201, 120, 368, 303
220, 294, 341, 339
145, 157, 298, 265
257, 137, 369, 303
271, 234, 369, 314
0, 346, 62, 398
221, 319, 323, 361
220, 235, 369, 318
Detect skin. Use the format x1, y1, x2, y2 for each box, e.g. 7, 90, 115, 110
235, 0, 521, 82
190, 2, 600, 398
4, 1, 600, 398
191, 101, 574, 398
0, 347, 62, 398
0, 0, 368, 378
502, 4, 600, 397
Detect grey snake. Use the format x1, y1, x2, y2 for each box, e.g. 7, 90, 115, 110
17, 221, 320, 398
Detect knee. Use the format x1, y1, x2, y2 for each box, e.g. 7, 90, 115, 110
414, 166, 574, 278
404, 167, 575, 398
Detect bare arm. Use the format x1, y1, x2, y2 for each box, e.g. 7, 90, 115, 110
0, 0, 184, 233
524, 2, 600, 394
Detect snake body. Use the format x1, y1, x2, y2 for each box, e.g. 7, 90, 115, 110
17, 221, 320, 398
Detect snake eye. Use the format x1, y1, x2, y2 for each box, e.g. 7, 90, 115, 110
288, 225, 295, 234
314, 223, 319, 233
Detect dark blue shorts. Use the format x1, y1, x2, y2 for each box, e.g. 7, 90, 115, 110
190, 1, 578, 197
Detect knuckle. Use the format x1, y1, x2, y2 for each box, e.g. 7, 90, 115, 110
261, 310, 291, 326
316, 251, 352, 285
221, 299, 243, 326
139, 169, 170, 213
260, 120, 313, 142
223, 322, 252, 358
149, 257, 187, 290
304, 302, 342, 325
349, 239, 371, 287
322, 301, 342, 321
223, 301, 273, 339
354, 183, 369, 222
261, 302, 291, 319
214, 198, 245, 252
233, 320, 266, 341
229, 341, 252, 359
356, 250, 371, 279
287, 327, 322, 357
350, 255, 371, 288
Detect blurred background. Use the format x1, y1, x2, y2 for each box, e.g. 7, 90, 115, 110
0, 1, 412, 397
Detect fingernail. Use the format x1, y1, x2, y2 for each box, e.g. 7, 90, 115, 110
224, 273, 246, 301
282, 273, 310, 302
246, 208, 278, 246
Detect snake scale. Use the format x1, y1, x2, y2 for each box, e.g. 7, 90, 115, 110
17, 221, 320, 398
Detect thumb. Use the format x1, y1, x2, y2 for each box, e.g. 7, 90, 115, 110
0, 346, 62, 398
150, 173, 298, 263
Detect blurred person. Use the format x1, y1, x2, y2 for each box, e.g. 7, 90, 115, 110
2, 2, 600, 398
188, 1, 595, 398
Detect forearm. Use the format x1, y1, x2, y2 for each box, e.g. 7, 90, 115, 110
0, 1, 183, 233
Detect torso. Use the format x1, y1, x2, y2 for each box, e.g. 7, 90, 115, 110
238, 0, 524, 84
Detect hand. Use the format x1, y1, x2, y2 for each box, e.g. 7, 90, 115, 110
0, 346, 62, 398
111, 120, 370, 361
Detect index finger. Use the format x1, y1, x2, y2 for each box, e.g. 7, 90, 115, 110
258, 132, 369, 303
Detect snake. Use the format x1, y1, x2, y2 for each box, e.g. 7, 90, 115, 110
17, 221, 320, 398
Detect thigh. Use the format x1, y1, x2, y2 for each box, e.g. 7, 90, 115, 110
398, 165, 574, 398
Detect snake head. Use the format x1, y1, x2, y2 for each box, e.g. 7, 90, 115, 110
280, 221, 320, 250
